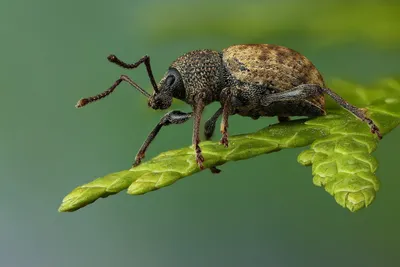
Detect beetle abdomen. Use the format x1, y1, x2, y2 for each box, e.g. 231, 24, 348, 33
222, 44, 325, 89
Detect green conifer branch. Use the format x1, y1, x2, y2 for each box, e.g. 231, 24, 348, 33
59, 79, 400, 212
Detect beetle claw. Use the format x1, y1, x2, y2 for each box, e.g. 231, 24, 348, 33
194, 144, 205, 170
220, 133, 229, 147
196, 154, 205, 170
132, 159, 141, 167
370, 125, 382, 140
210, 166, 221, 174
133, 153, 145, 167
364, 116, 383, 140
107, 54, 117, 62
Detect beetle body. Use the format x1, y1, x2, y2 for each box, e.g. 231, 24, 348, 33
162, 44, 326, 121
222, 44, 326, 119
77, 44, 381, 172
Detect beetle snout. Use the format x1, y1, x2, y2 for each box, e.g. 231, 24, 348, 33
148, 96, 160, 109
148, 95, 172, 110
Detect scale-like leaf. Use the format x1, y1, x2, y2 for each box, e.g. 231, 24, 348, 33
59, 79, 400, 212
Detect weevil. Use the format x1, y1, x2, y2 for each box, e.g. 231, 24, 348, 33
76, 44, 381, 173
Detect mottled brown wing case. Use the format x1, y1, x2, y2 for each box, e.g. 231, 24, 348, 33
222, 44, 325, 108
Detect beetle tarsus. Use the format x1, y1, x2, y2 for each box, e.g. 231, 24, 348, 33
366, 119, 382, 139
75, 98, 89, 108
370, 125, 382, 140
132, 160, 140, 167
210, 166, 221, 174
278, 116, 290, 123
133, 153, 145, 167
107, 54, 117, 62
373, 127, 382, 139
196, 149, 205, 170
220, 133, 229, 147
219, 92, 231, 148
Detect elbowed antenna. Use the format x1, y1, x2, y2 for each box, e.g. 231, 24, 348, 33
76, 53, 162, 108
107, 54, 159, 93
75, 75, 151, 108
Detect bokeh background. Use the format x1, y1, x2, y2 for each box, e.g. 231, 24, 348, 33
1, 0, 400, 266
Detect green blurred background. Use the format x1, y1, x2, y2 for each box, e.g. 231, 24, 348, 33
1, 0, 400, 266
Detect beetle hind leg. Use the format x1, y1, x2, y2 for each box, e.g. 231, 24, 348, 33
319, 87, 382, 139
278, 116, 290, 123
260, 84, 381, 139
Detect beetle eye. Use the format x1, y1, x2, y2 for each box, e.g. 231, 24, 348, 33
166, 75, 175, 87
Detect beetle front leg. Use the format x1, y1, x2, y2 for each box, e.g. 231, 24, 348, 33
133, 110, 192, 167
192, 97, 206, 169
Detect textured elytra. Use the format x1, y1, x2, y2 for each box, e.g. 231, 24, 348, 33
223, 44, 325, 87
222, 44, 326, 109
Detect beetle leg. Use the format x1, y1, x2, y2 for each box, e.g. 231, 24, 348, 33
210, 166, 222, 174
218, 88, 233, 147
278, 116, 290, 122
218, 88, 245, 147
204, 108, 223, 140
192, 96, 206, 170
133, 110, 192, 167
204, 109, 224, 173
261, 84, 382, 139
260, 84, 322, 107
220, 97, 231, 147
320, 87, 382, 139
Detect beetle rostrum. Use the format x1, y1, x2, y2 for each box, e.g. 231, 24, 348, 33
76, 44, 382, 172
147, 68, 185, 110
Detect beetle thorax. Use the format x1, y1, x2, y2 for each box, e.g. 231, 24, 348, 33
170, 49, 224, 104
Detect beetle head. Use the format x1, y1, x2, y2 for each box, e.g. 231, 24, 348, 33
148, 68, 185, 110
